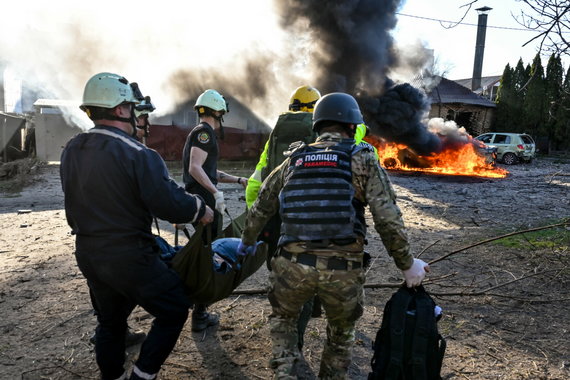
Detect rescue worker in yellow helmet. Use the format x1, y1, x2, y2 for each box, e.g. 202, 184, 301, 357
243, 85, 321, 352
245, 85, 321, 208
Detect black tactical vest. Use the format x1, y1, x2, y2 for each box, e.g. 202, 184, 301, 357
278, 140, 366, 246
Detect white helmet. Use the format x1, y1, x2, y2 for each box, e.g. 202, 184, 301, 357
194, 89, 228, 114
80, 72, 140, 111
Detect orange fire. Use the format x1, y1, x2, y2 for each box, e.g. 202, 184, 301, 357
369, 138, 508, 178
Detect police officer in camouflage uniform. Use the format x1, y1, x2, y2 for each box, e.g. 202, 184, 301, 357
239, 92, 429, 379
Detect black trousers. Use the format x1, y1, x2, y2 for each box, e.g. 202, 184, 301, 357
75, 244, 192, 380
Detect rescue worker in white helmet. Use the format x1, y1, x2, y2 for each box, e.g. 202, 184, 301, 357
181, 89, 247, 332
87, 91, 157, 348
61, 72, 213, 380
239, 92, 429, 379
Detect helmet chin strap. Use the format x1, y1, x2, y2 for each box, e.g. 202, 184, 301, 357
128, 106, 138, 137
141, 119, 150, 137
217, 115, 225, 140
109, 106, 138, 137
199, 108, 226, 140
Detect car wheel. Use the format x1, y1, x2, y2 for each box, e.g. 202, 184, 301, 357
502, 152, 518, 165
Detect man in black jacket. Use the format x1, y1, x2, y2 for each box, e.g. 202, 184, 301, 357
60, 72, 213, 380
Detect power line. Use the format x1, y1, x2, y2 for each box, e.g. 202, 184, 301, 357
396, 12, 546, 32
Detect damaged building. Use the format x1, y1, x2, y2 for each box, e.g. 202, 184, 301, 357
425, 76, 496, 137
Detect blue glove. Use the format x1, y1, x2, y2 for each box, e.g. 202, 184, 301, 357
237, 240, 258, 256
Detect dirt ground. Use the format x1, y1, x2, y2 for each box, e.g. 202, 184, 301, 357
0, 156, 569, 380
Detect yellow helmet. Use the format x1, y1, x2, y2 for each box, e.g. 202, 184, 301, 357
289, 85, 321, 112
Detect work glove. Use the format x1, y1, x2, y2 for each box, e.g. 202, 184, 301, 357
402, 258, 430, 288
213, 191, 226, 215
237, 241, 259, 256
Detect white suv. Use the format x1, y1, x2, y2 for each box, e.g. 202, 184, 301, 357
474, 133, 536, 164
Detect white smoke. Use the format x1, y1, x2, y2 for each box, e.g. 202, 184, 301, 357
0, 0, 315, 129
427, 117, 471, 144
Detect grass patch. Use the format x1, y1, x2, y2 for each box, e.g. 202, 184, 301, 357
493, 221, 570, 251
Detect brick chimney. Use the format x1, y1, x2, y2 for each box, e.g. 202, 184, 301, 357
472, 6, 492, 92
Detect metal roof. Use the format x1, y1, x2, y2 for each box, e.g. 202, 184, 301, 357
453, 75, 502, 94
33, 99, 80, 108
427, 77, 496, 108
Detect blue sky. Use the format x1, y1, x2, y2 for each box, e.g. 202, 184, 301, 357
393, 0, 569, 79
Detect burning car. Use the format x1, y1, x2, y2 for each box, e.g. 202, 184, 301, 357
364, 118, 507, 179
472, 138, 498, 166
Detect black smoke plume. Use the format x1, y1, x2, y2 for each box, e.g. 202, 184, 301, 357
357, 83, 442, 155
275, 0, 442, 155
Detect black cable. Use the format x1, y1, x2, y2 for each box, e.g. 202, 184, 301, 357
396, 12, 569, 33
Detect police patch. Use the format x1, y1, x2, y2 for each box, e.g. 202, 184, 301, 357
198, 132, 210, 144
302, 152, 338, 167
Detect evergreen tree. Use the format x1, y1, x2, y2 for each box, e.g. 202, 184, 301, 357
553, 66, 570, 151
523, 54, 546, 137
512, 58, 529, 132
513, 59, 529, 93
544, 54, 564, 144
525, 64, 532, 84
493, 64, 515, 131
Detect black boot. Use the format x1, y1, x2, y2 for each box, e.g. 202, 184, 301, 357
191, 304, 219, 332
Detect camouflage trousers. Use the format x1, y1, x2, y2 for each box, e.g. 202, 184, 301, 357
268, 254, 365, 379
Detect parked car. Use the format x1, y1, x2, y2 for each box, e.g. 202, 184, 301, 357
474, 133, 536, 164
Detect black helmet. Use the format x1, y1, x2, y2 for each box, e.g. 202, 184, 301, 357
312, 92, 364, 132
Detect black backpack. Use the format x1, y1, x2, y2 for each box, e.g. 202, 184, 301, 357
369, 285, 446, 380
261, 112, 316, 181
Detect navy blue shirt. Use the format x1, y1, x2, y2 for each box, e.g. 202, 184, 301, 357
60, 125, 204, 250
182, 122, 219, 192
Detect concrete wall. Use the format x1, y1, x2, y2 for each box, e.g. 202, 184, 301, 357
34, 108, 82, 162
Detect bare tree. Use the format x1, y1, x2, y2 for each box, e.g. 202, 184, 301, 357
452, 1, 569, 57
514, 0, 570, 57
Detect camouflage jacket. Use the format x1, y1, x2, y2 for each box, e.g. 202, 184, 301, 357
241, 132, 413, 270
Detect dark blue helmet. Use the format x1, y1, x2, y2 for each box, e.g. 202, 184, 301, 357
312, 92, 364, 132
